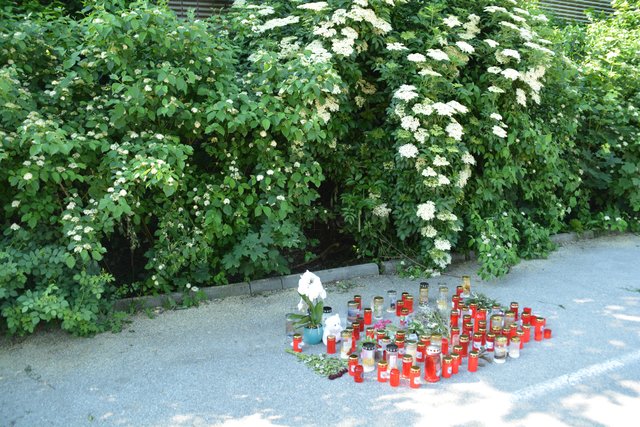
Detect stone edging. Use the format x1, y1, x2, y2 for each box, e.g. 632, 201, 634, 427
114, 230, 597, 311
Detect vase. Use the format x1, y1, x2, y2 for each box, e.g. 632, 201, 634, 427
302, 325, 324, 345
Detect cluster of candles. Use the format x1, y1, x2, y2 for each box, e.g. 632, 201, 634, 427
292, 277, 552, 387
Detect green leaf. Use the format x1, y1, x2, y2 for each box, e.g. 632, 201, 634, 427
261, 118, 270, 130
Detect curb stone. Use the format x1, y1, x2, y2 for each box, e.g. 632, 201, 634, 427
114, 232, 597, 311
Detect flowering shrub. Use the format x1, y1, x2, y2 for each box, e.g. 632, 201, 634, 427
1, 0, 636, 335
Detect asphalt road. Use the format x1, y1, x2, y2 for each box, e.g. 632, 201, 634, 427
1, 234, 639, 427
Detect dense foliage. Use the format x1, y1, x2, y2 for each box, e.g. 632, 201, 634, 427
0, 0, 637, 335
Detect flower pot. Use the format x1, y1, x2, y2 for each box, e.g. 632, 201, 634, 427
302, 325, 324, 345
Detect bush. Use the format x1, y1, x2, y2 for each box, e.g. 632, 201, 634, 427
1, 0, 637, 335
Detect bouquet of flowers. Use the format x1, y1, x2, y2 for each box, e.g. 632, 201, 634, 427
290, 270, 327, 328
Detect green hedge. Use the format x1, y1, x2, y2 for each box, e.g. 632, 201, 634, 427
0, 0, 637, 335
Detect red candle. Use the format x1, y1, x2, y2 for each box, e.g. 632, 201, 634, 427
356, 316, 365, 332
459, 335, 470, 357
377, 361, 388, 382
469, 302, 478, 319
351, 322, 360, 341
450, 309, 459, 328
389, 368, 400, 387
405, 295, 414, 314
452, 295, 461, 310
410, 366, 421, 388
522, 325, 531, 343
416, 342, 426, 363
544, 328, 552, 339
395, 330, 406, 341
353, 295, 362, 311
402, 355, 413, 379
442, 337, 449, 355
468, 350, 479, 372
510, 302, 519, 321
354, 365, 364, 383
363, 308, 372, 325
450, 327, 461, 347
348, 354, 359, 376
442, 356, 453, 379
424, 349, 441, 383
326, 335, 336, 354
523, 307, 532, 315
463, 321, 473, 337
517, 330, 525, 348
486, 332, 495, 352
534, 317, 545, 341
521, 313, 531, 326
293, 333, 303, 353
396, 300, 405, 317
478, 327, 487, 346
456, 285, 464, 296
472, 333, 483, 352
365, 327, 374, 340
451, 353, 460, 374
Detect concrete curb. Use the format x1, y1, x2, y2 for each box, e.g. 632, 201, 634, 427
114, 231, 599, 311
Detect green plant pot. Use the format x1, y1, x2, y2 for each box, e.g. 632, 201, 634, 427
302, 325, 324, 345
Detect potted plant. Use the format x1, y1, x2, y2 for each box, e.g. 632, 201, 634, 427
290, 271, 327, 345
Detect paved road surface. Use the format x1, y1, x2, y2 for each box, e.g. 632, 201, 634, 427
1, 234, 639, 426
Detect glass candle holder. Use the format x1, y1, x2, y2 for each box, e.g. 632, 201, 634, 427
286, 313, 297, 337
451, 353, 460, 374
402, 354, 413, 379
361, 342, 376, 372
340, 330, 352, 359
347, 300, 358, 322
494, 336, 508, 364
386, 343, 399, 370
377, 360, 388, 382
509, 336, 521, 358
322, 306, 332, 324
373, 296, 384, 320
410, 366, 421, 389
363, 308, 372, 325
437, 286, 449, 313
387, 290, 397, 313
419, 282, 430, 306
389, 368, 400, 387
348, 354, 359, 376
442, 356, 453, 378
468, 350, 479, 372
326, 335, 336, 354
353, 295, 362, 311
462, 275, 471, 298
354, 365, 364, 383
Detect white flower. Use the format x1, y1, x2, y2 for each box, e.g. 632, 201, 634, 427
497, 49, 521, 63
433, 155, 450, 166
457, 167, 472, 188
276, 195, 286, 201
298, 270, 326, 302
484, 39, 499, 48
456, 41, 474, 54
255, 16, 300, 33
490, 113, 503, 121
23, 172, 33, 180
412, 103, 433, 116
84, 226, 93, 233
407, 53, 427, 62
422, 167, 437, 177
297, 2, 328, 11
443, 15, 462, 28
256, 174, 264, 182
11, 200, 20, 208
414, 128, 429, 143
434, 238, 451, 251
10, 223, 20, 231
394, 85, 419, 101
427, 49, 449, 61
462, 152, 476, 165
501, 68, 520, 80
437, 175, 450, 185
387, 42, 408, 51
418, 67, 442, 77
492, 125, 507, 138
445, 120, 464, 141
516, 89, 527, 106
446, 101, 469, 114
421, 225, 437, 238
431, 102, 455, 117
400, 116, 420, 132
487, 66, 502, 74
119, 189, 127, 197
267, 169, 274, 175
417, 201, 436, 221
73, 235, 82, 241
223, 198, 230, 205
154, 133, 164, 140
488, 86, 505, 94
144, 85, 152, 92
373, 203, 392, 218
398, 143, 419, 158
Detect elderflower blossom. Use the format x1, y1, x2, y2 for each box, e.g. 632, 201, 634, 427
456, 41, 475, 54
487, 66, 502, 74
297, 2, 328, 11
484, 39, 499, 48
492, 125, 507, 138
524, 42, 554, 56
394, 85, 419, 101
488, 86, 505, 93
447, 101, 469, 114
11, 200, 20, 208
412, 103, 433, 116
10, 223, 20, 231
458, 168, 472, 187
421, 225, 437, 238
427, 49, 449, 61
437, 175, 451, 186
422, 167, 437, 177
443, 15, 462, 27
445, 120, 464, 141
419, 67, 442, 77
255, 16, 300, 33
501, 68, 520, 80
387, 42, 408, 51
407, 53, 427, 62
398, 143, 419, 158
401, 116, 420, 132
373, 203, 392, 218
416, 201, 436, 221
331, 38, 355, 56
431, 102, 456, 117
516, 88, 527, 106
434, 238, 452, 251
496, 49, 521, 64
23, 172, 33, 180
414, 128, 429, 143
433, 155, 450, 166
462, 152, 476, 165
490, 113, 503, 121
